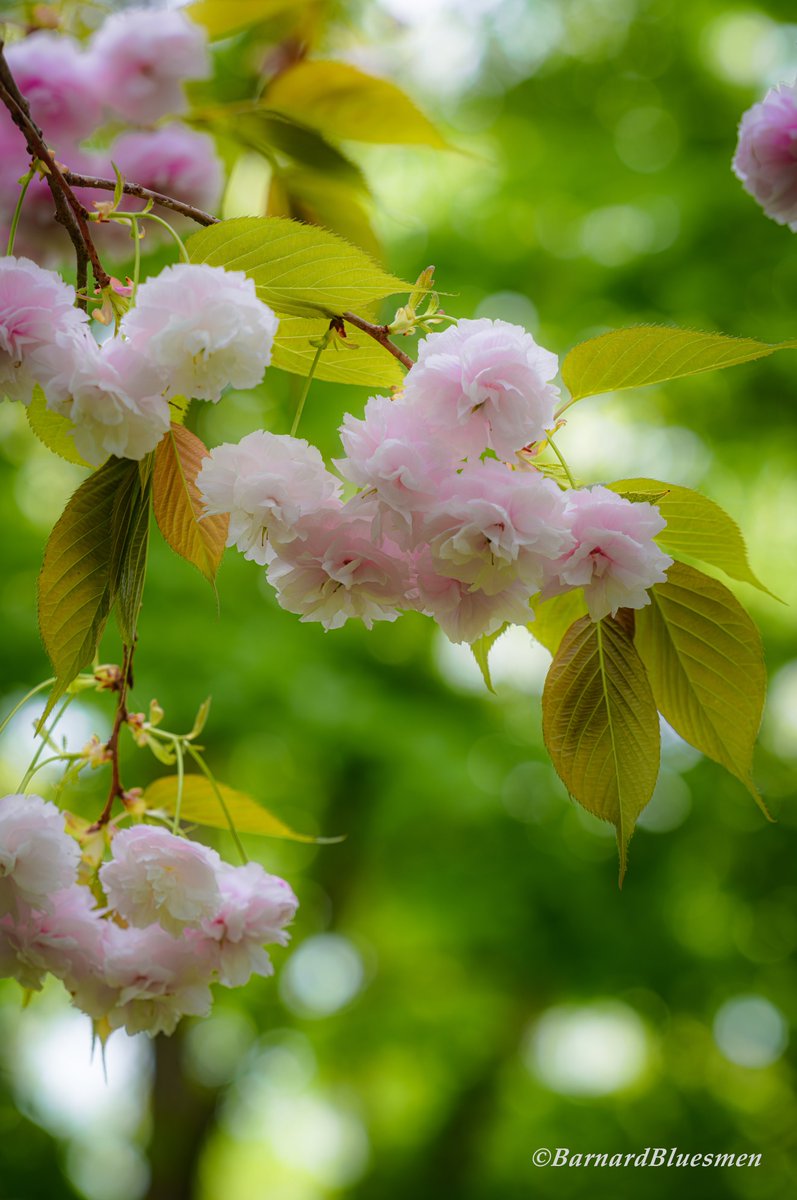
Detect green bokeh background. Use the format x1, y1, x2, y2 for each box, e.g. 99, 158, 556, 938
1, 2, 796, 1198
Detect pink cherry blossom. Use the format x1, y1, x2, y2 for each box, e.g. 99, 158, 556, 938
89, 7, 210, 125
0, 256, 89, 406
544, 486, 673, 620
200, 862, 298, 988
197, 430, 343, 565
402, 318, 559, 460
267, 501, 413, 630
100, 826, 222, 937
0, 886, 114, 1018
121, 264, 279, 402
414, 548, 533, 644
733, 83, 797, 229
54, 336, 171, 465
6, 32, 102, 143
107, 124, 224, 218
336, 393, 458, 536
420, 459, 574, 596
0, 793, 79, 917
103, 923, 215, 1037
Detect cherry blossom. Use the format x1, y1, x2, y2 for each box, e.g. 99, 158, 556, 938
0, 793, 79, 917
102, 923, 216, 1037
733, 83, 797, 230
99, 825, 222, 937
199, 862, 299, 988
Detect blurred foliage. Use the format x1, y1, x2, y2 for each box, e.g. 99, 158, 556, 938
2, 1, 797, 1200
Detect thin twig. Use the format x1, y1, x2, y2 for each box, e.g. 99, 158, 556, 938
90, 644, 134, 830
341, 310, 415, 371
0, 45, 110, 293
61, 171, 220, 228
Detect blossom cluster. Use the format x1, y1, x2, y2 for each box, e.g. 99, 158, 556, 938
0, 256, 279, 464
0, 794, 298, 1037
0, 8, 221, 260
734, 82, 797, 229
198, 318, 673, 641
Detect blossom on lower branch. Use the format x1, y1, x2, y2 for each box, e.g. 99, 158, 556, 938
0, 794, 298, 1037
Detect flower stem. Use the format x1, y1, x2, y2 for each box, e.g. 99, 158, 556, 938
6, 166, 34, 256
0, 677, 55, 738
185, 744, 248, 865
17, 693, 76, 792
290, 335, 329, 436
546, 434, 576, 488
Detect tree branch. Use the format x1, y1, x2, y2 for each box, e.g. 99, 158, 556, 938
90, 645, 134, 830
0, 44, 110, 294
341, 310, 415, 371
61, 171, 220, 228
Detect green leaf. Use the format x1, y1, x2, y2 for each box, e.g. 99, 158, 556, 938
186, 215, 410, 319
635, 562, 769, 817
268, 169, 382, 261
153, 425, 229, 585
143, 775, 336, 842
38, 458, 139, 716
561, 325, 797, 403
542, 612, 660, 883
187, 0, 308, 38
607, 478, 775, 598
113, 474, 152, 645
27, 385, 95, 468
264, 59, 448, 147
272, 314, 405, 387
469, 625, 508, 693
530, 590, 588, 655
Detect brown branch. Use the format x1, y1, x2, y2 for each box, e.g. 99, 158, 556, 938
341, 310, 415, 371
90, 644, 134, 830
0, 44, 110, 294
61, 171, 220, 228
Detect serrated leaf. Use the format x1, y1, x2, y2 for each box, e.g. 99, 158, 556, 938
38, 458, 139, 717
469, 625, 508, 693
607, 477, 775, 598
264, 59, 448, 148
143, 775, 334, 842
635, 562, 768, 816
187, 0, 308, 38
561, 325, 797, 403
153, 425, 229, 585
542, 612, 660, 883
272, 314, 405, 387
27, 385, 95, 468
186, 215, 410, 319
530, 589, 588, 655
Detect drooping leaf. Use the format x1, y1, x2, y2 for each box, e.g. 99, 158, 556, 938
268, 170, 381, 261
186, 215, 410, 318
272, 314, 405, 387
187, 0, 309, 38
542, 612, 660, 883
635, 562, 768, 816
38, 458, 139, 715
26, 385, 95, 468
113, 474, 152, 645
143, 774, 336, 842
607, 477, 775, 597
561, 325, 797, 403
530, 589, 588, 655
469, 625, 508, 693
153, 425, 229, 585
264, 59, 449, 147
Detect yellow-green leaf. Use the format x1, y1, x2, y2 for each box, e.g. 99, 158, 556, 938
112, 471, 152, 645
186, 215, 410, 319
187, 0, 308, 38
268, 169, 382, 261
530, 590, 588, 656
264, 59, 448, 148
607, 477, 775, 598
635, 562, 769, 817
27, 385, 95, 468
542, 613, 660, 883
153, 425, 229, 585
561, 325, 797, 403
273, 314, 405, 387
469, 625, 508, 693
143, 774, 334, 842
38, 458, 139, 716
